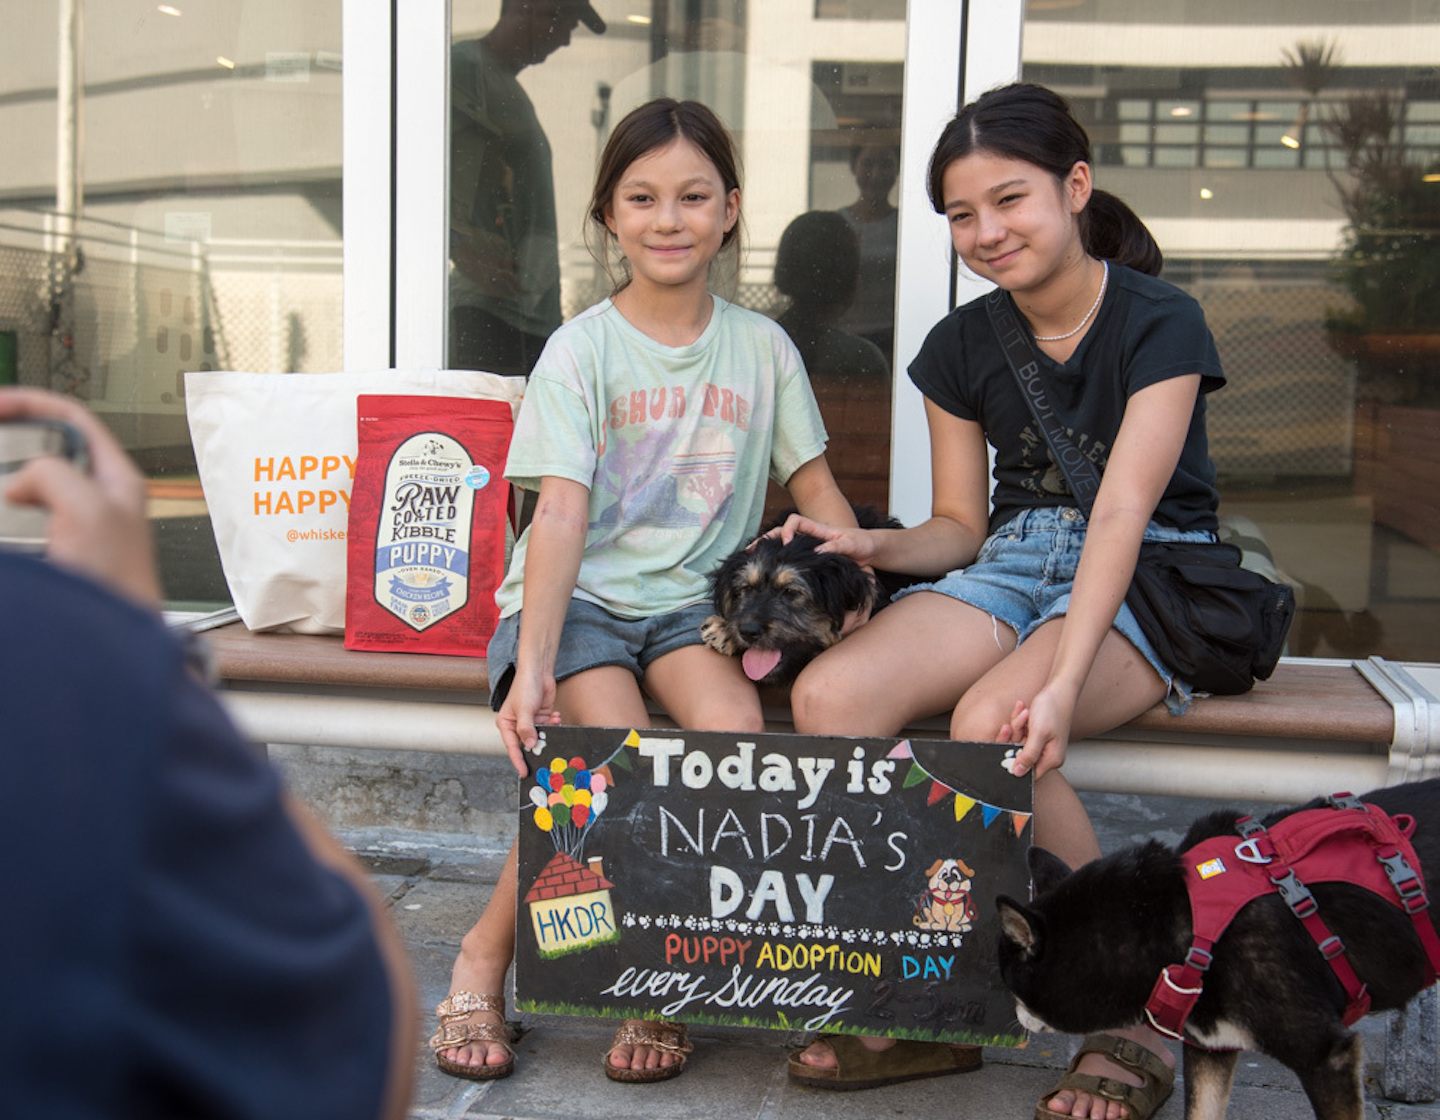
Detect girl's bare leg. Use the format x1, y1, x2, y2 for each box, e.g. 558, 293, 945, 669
437, 666, 650, 1073
949, 621, 1176, 1119
789, 593, 1016, 1067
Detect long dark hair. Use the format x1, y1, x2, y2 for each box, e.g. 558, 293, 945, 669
926, 83, 1162, 276
587, 98, 743, 291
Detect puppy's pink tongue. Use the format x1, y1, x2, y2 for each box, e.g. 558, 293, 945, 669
742, 647, 782, 681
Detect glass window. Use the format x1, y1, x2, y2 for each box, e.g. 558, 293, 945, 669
1023, 2, 1440, 664
0, 1, 342, 608
449, 0, 906, 518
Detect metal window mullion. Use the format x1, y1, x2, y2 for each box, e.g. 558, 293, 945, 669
889, 0, 1023, 525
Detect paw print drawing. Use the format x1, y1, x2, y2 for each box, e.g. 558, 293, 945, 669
1001, 747, 1020, 774
637, 916, 651, 929
622, 912, 636, 927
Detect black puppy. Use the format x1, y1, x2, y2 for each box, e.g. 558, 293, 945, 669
701, 506, 923, 686
996, 779, 1440, 1120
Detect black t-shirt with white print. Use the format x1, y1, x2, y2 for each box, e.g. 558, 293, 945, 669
909, 263, 1225, 535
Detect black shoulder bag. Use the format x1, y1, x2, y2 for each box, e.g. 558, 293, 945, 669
983, 289, 1295, 695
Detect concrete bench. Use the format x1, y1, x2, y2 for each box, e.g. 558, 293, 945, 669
201, 624, 1440, 1101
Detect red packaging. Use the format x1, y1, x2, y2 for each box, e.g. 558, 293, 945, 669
344, 394, 514, 655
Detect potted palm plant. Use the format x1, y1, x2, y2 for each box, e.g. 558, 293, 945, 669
1322, 88, 1440, 406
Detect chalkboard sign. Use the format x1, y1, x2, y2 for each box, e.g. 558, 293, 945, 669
514, 726, 1032, 1046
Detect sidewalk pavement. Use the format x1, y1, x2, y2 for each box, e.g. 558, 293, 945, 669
341, 785, 1440, 1120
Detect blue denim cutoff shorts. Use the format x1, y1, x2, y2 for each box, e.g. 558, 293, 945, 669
486, 598, 713, 710
891, 506, 1217, 712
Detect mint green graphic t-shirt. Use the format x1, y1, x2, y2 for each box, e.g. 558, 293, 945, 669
495, 296, 828, 620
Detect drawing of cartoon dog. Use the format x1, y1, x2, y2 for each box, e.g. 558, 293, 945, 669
914, 858, 977, 933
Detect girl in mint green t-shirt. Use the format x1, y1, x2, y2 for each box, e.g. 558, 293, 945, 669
431, 98, 858, 1087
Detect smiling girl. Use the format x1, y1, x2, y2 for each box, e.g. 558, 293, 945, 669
430, 98, 857, 1086
779, 83, 1225, 1119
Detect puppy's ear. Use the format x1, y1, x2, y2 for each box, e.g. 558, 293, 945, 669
924, 859, 944, 878
995, 896, 1042, 958
1027, 846, 1073, 897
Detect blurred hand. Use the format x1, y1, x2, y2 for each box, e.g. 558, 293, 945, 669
0, 388, 162, 608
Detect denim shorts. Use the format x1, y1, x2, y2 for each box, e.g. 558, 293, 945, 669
486, 598, 714, 709
892, 506, 1216, 711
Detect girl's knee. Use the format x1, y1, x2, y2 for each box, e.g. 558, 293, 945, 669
948, 693, 1009, 742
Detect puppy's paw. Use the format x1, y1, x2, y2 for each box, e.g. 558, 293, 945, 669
701, 615, 737, 655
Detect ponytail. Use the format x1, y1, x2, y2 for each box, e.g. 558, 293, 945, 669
1083, 189, 1163, 276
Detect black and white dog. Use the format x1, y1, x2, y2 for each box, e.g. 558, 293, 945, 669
701, 506, 927, 686
996, 779, 1440, 1120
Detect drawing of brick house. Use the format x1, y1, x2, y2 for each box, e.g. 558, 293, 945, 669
524, 851, 620, 958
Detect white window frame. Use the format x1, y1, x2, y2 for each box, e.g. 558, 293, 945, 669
342, 0, 397, 370
347, 0, 1028, 511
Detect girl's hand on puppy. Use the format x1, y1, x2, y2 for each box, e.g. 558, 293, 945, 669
767, 513, 879, 568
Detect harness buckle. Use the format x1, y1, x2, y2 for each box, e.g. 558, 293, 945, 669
1271, 869, 1318, 918
1378, 850, 1429, 911
1318, 934, 1347, 961
1235, 815, 1266, 839
1235, 837, 1274, 865
1327, 792, 1365, 812
1185, 946, 1213, 972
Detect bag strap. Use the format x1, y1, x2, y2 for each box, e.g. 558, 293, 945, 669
984, 289, 1101, 515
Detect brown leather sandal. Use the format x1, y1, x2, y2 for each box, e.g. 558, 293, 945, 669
429, 992, 516, 1081
602, 1019, 693, 1083
787, 1034, 983, 1091
1035, 1033, 1174, 1120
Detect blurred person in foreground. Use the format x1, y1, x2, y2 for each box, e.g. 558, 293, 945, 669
0, 387, 416, 1120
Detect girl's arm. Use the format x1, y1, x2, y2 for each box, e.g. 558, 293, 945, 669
783, 454, 859, 529
497, 474, 589, 772
1009, 373, 1202, 778
781, 400, 991, 576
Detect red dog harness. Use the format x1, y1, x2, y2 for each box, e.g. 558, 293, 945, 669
1145, 792, 1440, 1041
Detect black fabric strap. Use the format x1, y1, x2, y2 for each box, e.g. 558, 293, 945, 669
983, 289, 1102, 513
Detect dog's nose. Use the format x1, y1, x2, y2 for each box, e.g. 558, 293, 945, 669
738, 621, 766, 642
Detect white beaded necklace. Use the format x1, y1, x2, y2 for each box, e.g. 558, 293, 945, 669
1032, 260, 1109, 342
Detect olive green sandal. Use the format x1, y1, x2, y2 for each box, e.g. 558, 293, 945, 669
787, 1034, 984, 1091
429, 992, 516, 1081
1035, 1033, 1174, 1120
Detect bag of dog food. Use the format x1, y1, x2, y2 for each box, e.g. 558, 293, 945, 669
344, 395, 515, 656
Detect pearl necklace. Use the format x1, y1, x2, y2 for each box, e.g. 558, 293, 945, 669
1032, 260, 1109, 342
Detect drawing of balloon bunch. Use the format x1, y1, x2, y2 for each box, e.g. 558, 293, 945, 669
528, 754, 610, 860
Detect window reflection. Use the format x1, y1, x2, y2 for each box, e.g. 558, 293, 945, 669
0, 2, 342, 607
454, 1, 906, 520
1025, 2, 1440, 662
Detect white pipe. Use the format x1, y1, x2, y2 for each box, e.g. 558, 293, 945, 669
219, 691, 507, 755
1064, 740, 1389, 803
57, 0, 82, 233
218, 690, 1388, 803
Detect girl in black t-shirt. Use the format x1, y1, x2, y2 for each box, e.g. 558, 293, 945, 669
783, 83, 1223, 1118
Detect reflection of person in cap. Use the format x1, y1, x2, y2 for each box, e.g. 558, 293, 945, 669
449, 0, 606, 376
